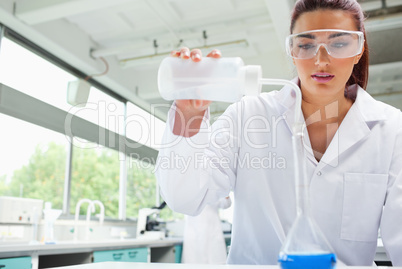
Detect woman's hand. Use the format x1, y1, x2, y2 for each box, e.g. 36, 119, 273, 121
171, 47, 221, 137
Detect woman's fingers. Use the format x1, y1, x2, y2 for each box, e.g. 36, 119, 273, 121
207, 49, 222, 58
180, 47, 190, 59
171, 48, 220, 61
170, 50, 181, 57
190, 49, 202, 62
191, 99, 212, 111
171, 47, 191, 58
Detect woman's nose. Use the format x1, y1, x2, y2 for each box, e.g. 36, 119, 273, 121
314, 45, 331, 66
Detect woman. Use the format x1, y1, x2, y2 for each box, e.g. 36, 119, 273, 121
156, 0, 402, 265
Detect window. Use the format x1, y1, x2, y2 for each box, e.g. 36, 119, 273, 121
0, 114, 67, 209
0, 31, 172, 222
126, 160, 183, 220
0, 37, 75, 112
126, 160, 157, 218
70, 139, 120, 217
68, 87, 125, 135
126, 102, 166, 149
0, 37, 125, 135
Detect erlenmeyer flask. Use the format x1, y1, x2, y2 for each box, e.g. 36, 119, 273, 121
278, 127, 336, 269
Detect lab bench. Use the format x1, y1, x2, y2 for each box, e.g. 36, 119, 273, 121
0, 235, 389, 268
49, 262, 399, 269
0, 238, 183, 269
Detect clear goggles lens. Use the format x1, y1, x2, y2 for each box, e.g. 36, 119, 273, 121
286, 29, 364, 59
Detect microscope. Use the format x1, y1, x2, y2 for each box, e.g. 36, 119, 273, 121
136, 202, 167, 240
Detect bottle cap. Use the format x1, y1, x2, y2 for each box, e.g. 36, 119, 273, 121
243, 65, 262, 96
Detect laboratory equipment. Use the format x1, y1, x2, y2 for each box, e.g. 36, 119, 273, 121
157, 56, 337, 268
277, 120, 337, 268
43, 202, 62, 244
30, 206, 40, 244
158, 57, 261, 103
0, 196, 43, 224
286, 29, 364, 59
136, 202, 167, 240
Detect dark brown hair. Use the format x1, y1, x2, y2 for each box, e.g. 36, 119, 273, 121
290, 0, 369, 90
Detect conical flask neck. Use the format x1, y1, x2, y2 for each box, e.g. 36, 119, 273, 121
292, 133, 311, 216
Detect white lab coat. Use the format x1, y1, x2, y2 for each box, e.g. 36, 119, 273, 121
182, 197, 231, 264
156, 78, 402, 266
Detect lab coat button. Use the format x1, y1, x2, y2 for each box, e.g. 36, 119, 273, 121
317, 171, 322, 176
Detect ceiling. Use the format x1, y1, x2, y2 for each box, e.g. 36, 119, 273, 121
0, 0, 401, 120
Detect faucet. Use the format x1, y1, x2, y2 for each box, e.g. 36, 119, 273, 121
74, 199, 92, 241
91, 200, 105, 225
85, 202, 94, 241
74, 199, 105, 241
85, 200, 105, 240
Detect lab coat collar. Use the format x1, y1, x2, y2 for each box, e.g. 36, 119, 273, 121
273, 77, 315, 163
353, 84, 387, 123
274, 78, 387, 168
319, 85, 387, 168
273, 77, 300, 119
274, 78, 387, 125
273, 77, 304, 134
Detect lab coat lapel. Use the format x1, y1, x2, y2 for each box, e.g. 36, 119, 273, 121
283, 106, 316, 164
318, 104, 369, 168
275, 79, 315, 162
318, 86, 387, 169
274, 77, 302, 136
275, 82, 387, 170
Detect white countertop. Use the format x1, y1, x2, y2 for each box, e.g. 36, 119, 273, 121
0, 238, 183, 258
50, 262, 396, 269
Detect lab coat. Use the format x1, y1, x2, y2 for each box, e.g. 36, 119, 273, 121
182, 197, 231, 264
156, 78, 402, 266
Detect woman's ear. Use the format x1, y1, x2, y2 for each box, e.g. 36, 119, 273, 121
354, 46, 365, 64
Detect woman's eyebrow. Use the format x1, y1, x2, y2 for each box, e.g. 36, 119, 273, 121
296, 33, 315, 39
329, 32, 351, 38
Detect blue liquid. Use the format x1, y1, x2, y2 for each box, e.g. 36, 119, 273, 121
278, 253, 336, 269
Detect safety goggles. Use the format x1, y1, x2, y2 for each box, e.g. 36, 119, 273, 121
286, 29, 364, 59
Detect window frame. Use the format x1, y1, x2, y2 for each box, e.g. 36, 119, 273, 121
0, 25, 159, 220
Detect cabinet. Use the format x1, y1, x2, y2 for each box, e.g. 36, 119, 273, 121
39, 252, 92, 268
93, 247, 149, 263
0, 256, 31, 269
150, 245, 179, 263
174, 245, 182, 263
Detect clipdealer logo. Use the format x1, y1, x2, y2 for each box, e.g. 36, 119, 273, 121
137, 151, 287, 174
63, 99, 341, 168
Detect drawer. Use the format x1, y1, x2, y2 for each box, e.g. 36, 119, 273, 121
225, 237, 231, 247
174, 245, 182, 263
0, 256, 31, 269
94, 247, 149, 263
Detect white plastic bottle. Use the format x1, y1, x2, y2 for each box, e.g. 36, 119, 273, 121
158, 57, 262, 103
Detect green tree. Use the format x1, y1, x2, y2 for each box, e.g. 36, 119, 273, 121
7, 142, 66, 208
70, 144, 120, 217
126, 160, 157, 217
1, 142, 182, 220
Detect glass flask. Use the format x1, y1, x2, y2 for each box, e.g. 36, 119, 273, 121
278, 124, 337, 269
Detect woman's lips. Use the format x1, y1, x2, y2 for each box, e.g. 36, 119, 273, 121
311, 73, 334, 83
